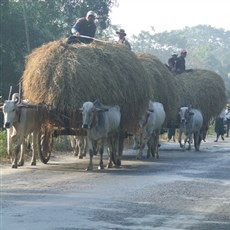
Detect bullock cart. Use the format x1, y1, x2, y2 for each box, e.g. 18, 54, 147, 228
20, 40, 154, 166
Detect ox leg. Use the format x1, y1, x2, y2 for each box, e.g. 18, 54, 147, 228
137, 143, 145, 160
18, 141, 25, 166
86, 138, 94, 171
74, 143, 80, 157
30, 133, 37, 166
106, 137, 114, 168
10, 134, 21, 168
98, 144, 104, 170
137, 133, 144, 160
69, 136, 79, 157
7, 129, 13, 161
186, 134, 192, 150
116, 131, 125, 166
76, 139, 82, 159
78, 136, 86, 159
82, 138, 87, 157
86, 149, 94, 171
11, 144, 21, 169
110, 131, 121, 167
153, 131, 160, 159
194, 132, 201, 151
147, 138, 152, 159
106, 148, 113, 168
133, 135, 140, 150
178, 130, 184, 148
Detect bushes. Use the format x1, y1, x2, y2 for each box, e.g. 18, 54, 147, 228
0, 130, 7, 158
52, 136, 72, 152
0, 130, 72, 161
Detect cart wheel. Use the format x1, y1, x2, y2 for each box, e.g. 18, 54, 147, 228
39, 129, 53, 164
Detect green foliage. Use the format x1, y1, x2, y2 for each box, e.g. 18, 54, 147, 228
52, 136, 72, 152
0, 130, 7, 157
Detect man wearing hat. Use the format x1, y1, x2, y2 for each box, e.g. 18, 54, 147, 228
167, 51, 178, 72
175, 49, 187, 74
67, 11, 97, 44
116, 29, 131, 50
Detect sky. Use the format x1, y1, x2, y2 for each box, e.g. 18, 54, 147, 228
111, 0, 230, 36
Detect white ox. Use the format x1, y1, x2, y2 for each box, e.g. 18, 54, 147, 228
137, 101, 166, 159
80, 100, 121, 171
178, 106, 203, 151
2, 94, 44, 168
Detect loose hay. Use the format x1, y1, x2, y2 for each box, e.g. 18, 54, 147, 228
21, 40, 152, 132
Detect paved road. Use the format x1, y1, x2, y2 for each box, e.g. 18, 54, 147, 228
1, 136, 230, 230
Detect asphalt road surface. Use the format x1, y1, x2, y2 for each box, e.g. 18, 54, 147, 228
1, 135, 230, 230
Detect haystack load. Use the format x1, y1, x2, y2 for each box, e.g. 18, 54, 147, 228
21, 39, 227, 136
21, 40, 153, 132
173, 69, 227, 130
136, 53, 179, 127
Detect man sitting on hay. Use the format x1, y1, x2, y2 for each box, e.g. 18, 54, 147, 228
67, 10, 97, 44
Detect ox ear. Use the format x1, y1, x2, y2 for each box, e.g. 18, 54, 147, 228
96, 107, 108, 112
147, 109, 154, 113
93, 99, 101, 106
0, 105, 3, 112
17, 104, 27, 109
188, 104, 192, 110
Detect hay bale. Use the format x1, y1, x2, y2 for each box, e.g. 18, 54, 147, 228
173, 69, 227, 127
21, 39, 152, 132
136, 53, 179, 126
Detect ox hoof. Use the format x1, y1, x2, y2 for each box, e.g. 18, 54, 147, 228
12, 164, 17, 169
86, 166, 93, 171
106, 162, 113, 168
31, 162, 36, 166
116, 159, 121, 166
136, 153, 143, 160
78, 155, 83, 159
18, 161, 24, 167
98, 165, 104, 170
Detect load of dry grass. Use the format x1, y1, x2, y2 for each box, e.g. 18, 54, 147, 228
136, 53, 179, 127
21, 39, 152, 132
174, 69, 227, 127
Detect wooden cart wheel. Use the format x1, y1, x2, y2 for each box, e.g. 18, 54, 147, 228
39, 129, 53, 164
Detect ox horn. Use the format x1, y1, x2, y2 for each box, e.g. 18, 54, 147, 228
11, 93, 21, 104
